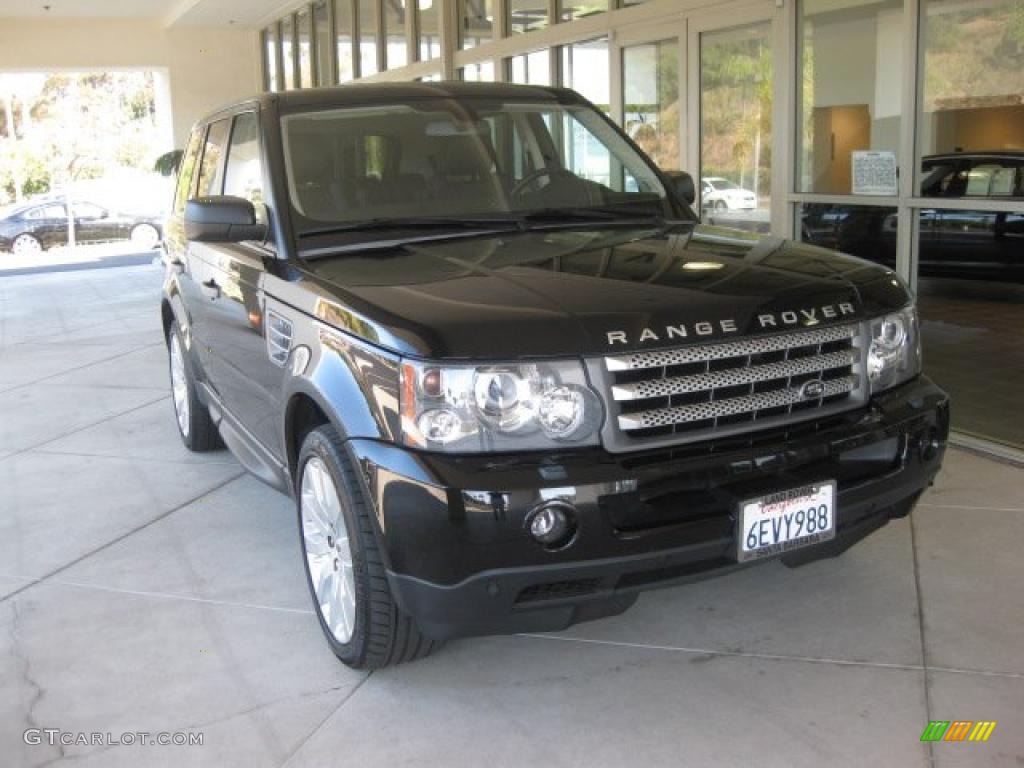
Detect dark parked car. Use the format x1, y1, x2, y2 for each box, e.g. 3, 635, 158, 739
162, 83, 948, 669
802, 151, 1024, 281
0, 200, 162, 255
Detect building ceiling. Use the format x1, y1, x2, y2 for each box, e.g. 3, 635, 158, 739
0, 0, 295, 27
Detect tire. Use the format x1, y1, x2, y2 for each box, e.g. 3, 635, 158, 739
130, 223, 160, 250
12, 233, 43, 256
297, 424, 440, 669
167, 321, 222, 452
714, 200, 728, 211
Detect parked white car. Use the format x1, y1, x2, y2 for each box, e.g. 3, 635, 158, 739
701, 177, 757, 211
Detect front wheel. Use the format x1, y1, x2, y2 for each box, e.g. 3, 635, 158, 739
297, 425, 439, 669
12, 233, 43, 255
714, 200, 728, 211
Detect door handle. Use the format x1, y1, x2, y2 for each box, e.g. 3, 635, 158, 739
165, 256, 185, 274
201, 278, 221, 300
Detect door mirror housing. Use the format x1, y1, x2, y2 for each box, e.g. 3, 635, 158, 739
185, 196, 266, 243
663, 170, 696, 207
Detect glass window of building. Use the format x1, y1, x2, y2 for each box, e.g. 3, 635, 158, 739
561, 38, 609, 113
510, 50, 551, 86
915, 0, 1024, 449
313, 1, 332, 86
461, 60, 496, 81
797, 0, 904, 195
337, 0, 355, 81
623, 39, 679, 172
264, 26, 279, 92
281, 15, 297, 90
419, 0, 441, 61
559, 1, 606, 23
918, 0, 1024, 188
510, 0, 548, 35
384, 0, 408, 69
358, 0, 379, 76
297, 8, 313, 88
700, 23, 772, 225
460, 0, 495, 49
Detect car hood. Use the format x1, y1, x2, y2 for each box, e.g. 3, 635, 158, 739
294, 223, 909, 359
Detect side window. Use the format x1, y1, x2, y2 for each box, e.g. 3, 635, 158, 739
74, 203, 106, 219
26, 205, 66, 220
196, 118, 232, 197
173, 128, 205, 215
966, 162, 1019, 197
224, 112, 266, 223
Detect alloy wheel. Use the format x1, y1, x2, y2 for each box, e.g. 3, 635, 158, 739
169, 333, 190, 438
12, 234, 42, 255
301, 456, 357, 644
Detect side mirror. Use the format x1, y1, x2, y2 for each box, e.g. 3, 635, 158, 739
185, 196, 265, 243
663, 170, 696, 207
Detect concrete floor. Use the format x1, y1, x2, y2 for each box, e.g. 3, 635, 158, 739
1, 262, 1022, 768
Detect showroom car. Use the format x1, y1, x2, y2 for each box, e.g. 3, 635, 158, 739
0, 199, 163, 255
801, 152, 1024, 281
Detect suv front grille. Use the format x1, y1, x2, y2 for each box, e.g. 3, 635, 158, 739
590, 323, 868, 452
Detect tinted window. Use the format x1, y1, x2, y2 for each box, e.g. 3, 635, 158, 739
196, 119, 231, 197
224, 112, 266, 224
25, 205, 66, 220
965, 162, 1021, 198
74, 203, 106, 218
173, 128, 205, 215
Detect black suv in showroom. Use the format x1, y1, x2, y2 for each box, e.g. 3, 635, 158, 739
162, 83, 949, 669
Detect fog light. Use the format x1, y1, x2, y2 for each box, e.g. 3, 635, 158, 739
528, 502, 577, 548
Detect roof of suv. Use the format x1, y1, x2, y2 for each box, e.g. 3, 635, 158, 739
206, 81, 586, 122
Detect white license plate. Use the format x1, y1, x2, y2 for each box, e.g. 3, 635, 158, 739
737, 481, 836, 562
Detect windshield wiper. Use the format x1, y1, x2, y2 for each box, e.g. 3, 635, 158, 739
519, 207, 664, 227
299, 216, 522, 238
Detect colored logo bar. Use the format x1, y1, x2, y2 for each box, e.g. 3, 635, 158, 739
920, 721, 997, 742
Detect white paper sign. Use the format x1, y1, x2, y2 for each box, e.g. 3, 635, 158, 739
852, 151, 898, 196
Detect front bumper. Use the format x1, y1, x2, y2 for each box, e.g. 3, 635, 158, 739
347, 376, 949, 640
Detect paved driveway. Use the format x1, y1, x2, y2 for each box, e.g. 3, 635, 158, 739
1, 263, 1022, 767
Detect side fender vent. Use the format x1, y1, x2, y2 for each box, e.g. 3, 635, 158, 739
266, 310, 293, 367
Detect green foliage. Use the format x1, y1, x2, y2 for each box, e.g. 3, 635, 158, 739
0, 71, 162, 205
154, 150, 184, 177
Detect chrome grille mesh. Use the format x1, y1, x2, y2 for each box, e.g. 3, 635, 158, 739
595, 323, 866, 449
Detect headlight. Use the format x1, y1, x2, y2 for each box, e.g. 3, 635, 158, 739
400, 359, 602, 452
867, 305, 920, 393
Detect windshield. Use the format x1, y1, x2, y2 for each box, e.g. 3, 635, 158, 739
709, 178, 738, 190
280, 98, 676, 230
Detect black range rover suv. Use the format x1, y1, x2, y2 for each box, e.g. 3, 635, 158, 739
162, 83, 949, 669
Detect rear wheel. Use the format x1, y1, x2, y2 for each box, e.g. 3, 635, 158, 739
297, 425, 439, 669
12, 233, 43, 255
168, 321, 221, 451
130, 223, 160, 250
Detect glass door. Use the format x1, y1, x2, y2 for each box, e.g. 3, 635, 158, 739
620, 34, 682, 173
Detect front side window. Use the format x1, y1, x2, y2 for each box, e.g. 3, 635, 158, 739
173, 128, 205, 215
280, 98, 672, 227
196, 119, 232, 197
224, 113, 266, 223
